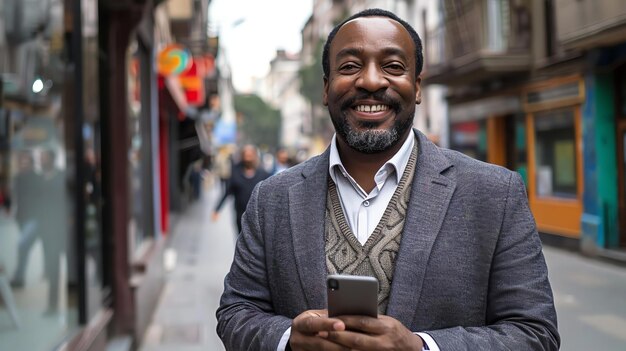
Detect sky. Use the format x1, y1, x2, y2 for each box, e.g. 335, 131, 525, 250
209, 0, 314, 92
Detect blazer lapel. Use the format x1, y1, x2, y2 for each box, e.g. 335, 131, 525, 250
386, 130, 456, 326
289, 149, 330, 309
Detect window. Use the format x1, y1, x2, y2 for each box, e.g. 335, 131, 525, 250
450, 120, 487, 162
0, 0, 83, 348
544, 0, 557, 58
534, 109, 577, 198
486, 0, 510, 52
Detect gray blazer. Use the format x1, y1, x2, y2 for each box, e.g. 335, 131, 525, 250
216, 130, 560, 350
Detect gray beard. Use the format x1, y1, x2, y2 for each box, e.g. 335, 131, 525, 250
345, 127, 399, 154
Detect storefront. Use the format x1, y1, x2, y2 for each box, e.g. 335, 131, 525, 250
98, 4, 166, 340
0, 0, 109, 349
580, 50, 623, 253
523, 75, 584, 237
448, 95, 526, 177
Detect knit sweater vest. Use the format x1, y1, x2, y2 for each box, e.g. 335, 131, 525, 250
324, 143, 418, 314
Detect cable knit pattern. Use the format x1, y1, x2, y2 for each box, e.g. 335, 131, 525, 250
325, 143, 417, 314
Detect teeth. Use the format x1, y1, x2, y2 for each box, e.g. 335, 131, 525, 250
355, 105, 388, 112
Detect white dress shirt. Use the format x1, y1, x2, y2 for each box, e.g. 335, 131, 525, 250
277, 133, 439, 351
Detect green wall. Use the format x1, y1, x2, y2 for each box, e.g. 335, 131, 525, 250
593, 73, 619, 247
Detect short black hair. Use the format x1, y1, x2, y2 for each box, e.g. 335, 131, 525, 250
322, 8, 423, 79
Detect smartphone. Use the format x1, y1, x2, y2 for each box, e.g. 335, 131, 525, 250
327, 274, 378, 318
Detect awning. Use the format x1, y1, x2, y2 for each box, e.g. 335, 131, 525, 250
449, 95, 521, 123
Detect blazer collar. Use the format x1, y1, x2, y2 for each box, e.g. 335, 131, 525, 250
386, 130, 456, 325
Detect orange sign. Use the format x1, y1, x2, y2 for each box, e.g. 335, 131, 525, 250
157, 45, 192, 76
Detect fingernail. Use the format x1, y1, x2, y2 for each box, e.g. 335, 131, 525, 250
318, 331, 328, 338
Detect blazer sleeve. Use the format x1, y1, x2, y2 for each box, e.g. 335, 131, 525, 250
426, 173, 560, 350
216, 182, 292, 351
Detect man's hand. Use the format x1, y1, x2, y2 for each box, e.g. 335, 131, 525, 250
289, 309, 349, 351
325, 314, 424, 351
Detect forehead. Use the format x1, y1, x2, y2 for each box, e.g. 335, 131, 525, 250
330, 16, 414, 58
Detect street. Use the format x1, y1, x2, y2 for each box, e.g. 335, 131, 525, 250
138, 182, 626, 351
545, 246, 626, 350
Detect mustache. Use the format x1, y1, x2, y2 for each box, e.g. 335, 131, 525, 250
340, 91, 401, 112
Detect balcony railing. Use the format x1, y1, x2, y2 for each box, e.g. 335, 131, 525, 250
424, 0, 531, 84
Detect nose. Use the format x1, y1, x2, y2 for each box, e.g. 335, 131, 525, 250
355, 63, 389, 92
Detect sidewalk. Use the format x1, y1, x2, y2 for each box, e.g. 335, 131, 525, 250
138, 181, 236, 351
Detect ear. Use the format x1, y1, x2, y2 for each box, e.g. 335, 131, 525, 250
415, 76, 422, 105
323, 76, 329, 106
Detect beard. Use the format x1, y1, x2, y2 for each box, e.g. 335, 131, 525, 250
330, 94, 415, 154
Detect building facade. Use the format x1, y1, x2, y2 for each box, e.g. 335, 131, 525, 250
0, 0, 111, 349
0, 0, 217, 349
555, 0, 626, 256
424, 0, 626, 256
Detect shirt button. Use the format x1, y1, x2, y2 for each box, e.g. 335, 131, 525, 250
363, 200, 370, 207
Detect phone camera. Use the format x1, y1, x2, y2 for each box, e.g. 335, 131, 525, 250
328, 278, 339, 291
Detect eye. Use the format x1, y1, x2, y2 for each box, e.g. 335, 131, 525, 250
338, 63, 360, 74
384, 63, 406, 75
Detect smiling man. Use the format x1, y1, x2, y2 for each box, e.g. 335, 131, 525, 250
217, 8, 559, 351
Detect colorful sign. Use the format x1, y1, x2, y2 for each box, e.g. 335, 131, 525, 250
179, 60, 205, 106
157, 45, 192, 76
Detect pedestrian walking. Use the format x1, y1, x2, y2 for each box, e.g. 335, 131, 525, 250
212, 145, 270, 234
216, 8, 559, 351
214, 146, 233, 193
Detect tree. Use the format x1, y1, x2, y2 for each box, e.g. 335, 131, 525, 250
298, 39, 325, 107
234, 94, 281, 150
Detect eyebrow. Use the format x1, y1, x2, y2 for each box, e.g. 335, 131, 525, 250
335, 46, 409, 62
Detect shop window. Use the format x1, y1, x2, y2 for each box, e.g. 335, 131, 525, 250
126, 38, 154, 256
534, 109, 577, 198
0, 0, 82, 348
450, 120, 487, 162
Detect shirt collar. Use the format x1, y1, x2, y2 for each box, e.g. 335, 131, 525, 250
329, 131, 415, 188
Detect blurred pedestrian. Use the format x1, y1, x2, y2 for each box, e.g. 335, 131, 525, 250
188, 160, 203, 201
214, 146, 232, 193
217, 8, 559, 351
212, 145, 270, 234
273, 148, 290, 175
10, 150, 41, 288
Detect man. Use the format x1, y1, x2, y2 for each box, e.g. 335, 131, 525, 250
273, 148, 290, 175
217, 8, 559, 351
215, 146, 233, 193
212, 144, 270, 234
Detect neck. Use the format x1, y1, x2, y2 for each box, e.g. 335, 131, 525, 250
336, 130, 411, 193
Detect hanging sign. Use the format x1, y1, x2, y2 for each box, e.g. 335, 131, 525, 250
157, 45, 192, 76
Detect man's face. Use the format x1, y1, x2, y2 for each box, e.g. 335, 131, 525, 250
277, 150, 288, 164
241, 147, 257, 169
323, 17, 421, 154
